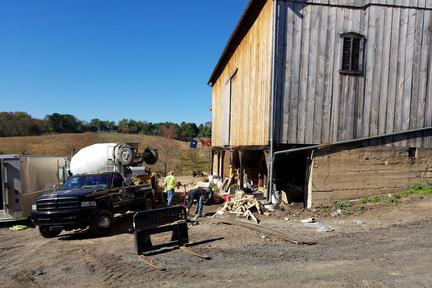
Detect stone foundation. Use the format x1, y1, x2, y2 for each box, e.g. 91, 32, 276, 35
311, 146, 432, 206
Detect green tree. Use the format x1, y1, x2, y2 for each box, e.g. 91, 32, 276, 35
88, 118, 101, 132
0, 112, 46, 136
45, 113, 79, 133
117, 119, 129, 133
198, 122, 211, 138
140, 121, 154, 135
62, 114, 79, 133
179, 122, 199, 141
128, 119, 139, 134
45, 113, 64, 133
105, 121, 117, 132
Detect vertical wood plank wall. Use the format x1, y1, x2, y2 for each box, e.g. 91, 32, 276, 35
274, 0, 432, 147
211, 0, 273, 147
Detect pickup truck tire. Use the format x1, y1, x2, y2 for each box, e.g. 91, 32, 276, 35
89, 209, 113, 236
39, 226, 62, 238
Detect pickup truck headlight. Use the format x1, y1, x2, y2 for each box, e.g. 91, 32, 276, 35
32, 204, 37, 211
80, 201, 97, 208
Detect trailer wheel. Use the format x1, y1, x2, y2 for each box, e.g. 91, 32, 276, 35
39, 226, 62, 238
89, 209, 113, 236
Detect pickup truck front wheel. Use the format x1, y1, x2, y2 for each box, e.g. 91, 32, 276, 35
39, 226, 62, 238
89, 209, 113, 236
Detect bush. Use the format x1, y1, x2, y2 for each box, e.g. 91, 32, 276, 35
387, 196, 397, 205
333, 200, 352, 210
398, 184, 432, 198
367, 195, 383, 203
357, 198, 368, 204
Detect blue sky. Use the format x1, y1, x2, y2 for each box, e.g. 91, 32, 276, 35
0, 0, 249, 124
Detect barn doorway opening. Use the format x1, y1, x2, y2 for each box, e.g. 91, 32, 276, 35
240, 150, 267, 191
228, 149, 268, 193
273, 149, 311, 206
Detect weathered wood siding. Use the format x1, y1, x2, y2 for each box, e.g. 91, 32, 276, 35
274, 0, 432, 147
211, 0, 273, 147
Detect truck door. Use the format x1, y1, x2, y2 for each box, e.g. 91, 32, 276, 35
111, 173, 134, 208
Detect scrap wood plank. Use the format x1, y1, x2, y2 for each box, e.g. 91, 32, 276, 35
222, 176, 235, 193
139, 255, 165, 271
179, 246, 211, 260
218, 220, 316, 245
246, 202, 256, 210
248, 211, 260, 224
255, 202, 263, 214
243, 209, 260, 224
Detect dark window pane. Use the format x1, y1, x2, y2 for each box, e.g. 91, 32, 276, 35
341, 35, 363, 74
351, 38, 361, 71
342, 37, 352, 70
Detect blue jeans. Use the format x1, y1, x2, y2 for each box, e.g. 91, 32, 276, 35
167, 190, 174, 206
195, 195, 205, 216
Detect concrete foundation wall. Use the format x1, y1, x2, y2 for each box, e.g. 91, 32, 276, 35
311, 146, 432, 206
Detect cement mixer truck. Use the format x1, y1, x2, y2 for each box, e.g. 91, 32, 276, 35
31, 143, 159, 238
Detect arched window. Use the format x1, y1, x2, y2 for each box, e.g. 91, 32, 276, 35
340, 32, 365, 76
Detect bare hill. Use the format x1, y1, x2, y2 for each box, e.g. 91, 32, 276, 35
0, 132, 211, 176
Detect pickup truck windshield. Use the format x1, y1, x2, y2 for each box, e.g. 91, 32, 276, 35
62, 174, 110, 190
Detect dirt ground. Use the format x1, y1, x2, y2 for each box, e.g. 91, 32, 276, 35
1, 196, 432, 288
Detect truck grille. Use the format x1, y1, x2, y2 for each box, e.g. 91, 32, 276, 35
36, 197, 79, 211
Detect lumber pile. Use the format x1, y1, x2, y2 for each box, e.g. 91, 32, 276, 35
213, 191, 264, 224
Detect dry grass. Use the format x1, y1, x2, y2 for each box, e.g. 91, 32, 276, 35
0, 133, 211, 176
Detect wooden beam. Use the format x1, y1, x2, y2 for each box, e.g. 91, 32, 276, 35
221, 150, 225, 178
239, 150, 244, 190
211, 145, 269, 151
210, 150, 214, 175
179, 246, 211, 260
139, 255, 165, 271
217, 219, 317, 245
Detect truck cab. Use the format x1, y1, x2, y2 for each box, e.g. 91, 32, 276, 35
31, 172, 154, 238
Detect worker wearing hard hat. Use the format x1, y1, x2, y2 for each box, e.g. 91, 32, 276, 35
163, 171, 177, 206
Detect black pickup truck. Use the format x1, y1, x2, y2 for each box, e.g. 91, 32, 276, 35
31, 172, 154, 238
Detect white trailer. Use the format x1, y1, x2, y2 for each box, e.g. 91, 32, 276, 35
0, 155, 69, 222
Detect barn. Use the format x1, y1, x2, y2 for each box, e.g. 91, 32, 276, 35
209, 0, 432, 207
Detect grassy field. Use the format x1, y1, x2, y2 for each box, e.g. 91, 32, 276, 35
0, 132, 211, 176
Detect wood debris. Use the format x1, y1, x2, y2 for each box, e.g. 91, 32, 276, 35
214, 191, 265, 224
218, 220, 317, 245
139, 245, 211, 271
139, 255, 165, 271
179, 246, 211, 260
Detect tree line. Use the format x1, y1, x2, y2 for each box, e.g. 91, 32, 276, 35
0, 112, 211, 141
